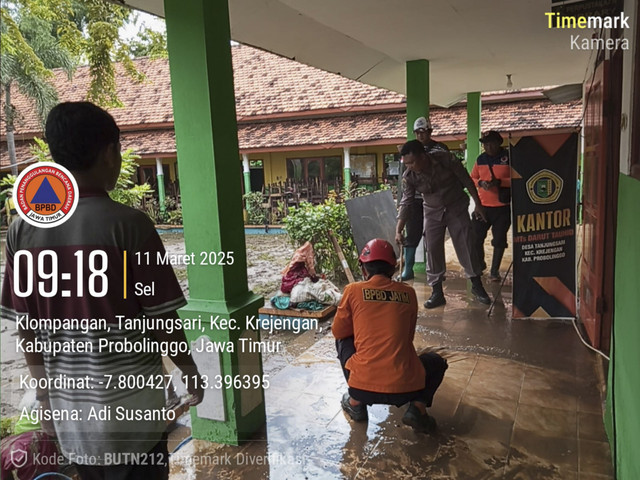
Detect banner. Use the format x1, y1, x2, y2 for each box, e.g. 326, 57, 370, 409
511, 133, 578, 318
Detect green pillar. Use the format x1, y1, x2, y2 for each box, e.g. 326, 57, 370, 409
242, 154, 251, 194
164, 0, 265, 445
466, 92, 481, 173
406, 60, 430, 138
155, 158, 167, 220
343, 147, 351, 192
404, 60, 430, 272
400, 60, 430, 208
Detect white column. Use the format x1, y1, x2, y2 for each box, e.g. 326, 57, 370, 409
155, 157, 166, 216
242, 154, 251, 193
242, 154, 250, 174
343, 146, 351, 191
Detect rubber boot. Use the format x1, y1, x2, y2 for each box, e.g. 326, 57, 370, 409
489, 247, 505, 281
424, 282, 446, 309
401, 247, 416, 281
470, 276, 491, 305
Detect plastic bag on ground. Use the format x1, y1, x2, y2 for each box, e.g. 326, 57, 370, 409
290, 277, 342, 306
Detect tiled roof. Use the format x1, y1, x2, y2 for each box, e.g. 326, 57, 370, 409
242, 99, 582, 150
0, 42, 582, 169
232, 45, 405, 117
1, 98, 582, 168
1, 44, 404, 137
240, 113, 405, 149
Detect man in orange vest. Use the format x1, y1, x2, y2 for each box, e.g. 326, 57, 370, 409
333, 238, 448, 432
471, 131, 512, 281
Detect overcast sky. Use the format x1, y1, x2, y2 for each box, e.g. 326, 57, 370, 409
120, 10, 166, 41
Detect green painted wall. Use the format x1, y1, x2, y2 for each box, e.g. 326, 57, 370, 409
466, 92, 481, 173
608, 173, 640, 479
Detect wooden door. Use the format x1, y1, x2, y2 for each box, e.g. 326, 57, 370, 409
579, 54, 621, 352
580, 61, 608, 349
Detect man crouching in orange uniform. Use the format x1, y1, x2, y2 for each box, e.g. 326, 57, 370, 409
332, 239, 448, 432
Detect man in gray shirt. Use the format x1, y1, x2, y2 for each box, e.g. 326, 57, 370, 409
395, 140, 491, 308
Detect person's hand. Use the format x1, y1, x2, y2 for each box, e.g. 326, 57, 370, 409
186, 375, 205, 406
395, 231, 404, 245
478, 180, 490, 190
473, 205, 487, 222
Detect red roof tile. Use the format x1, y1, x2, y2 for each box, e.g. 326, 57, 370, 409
1, 98, 582, 169
0, 43, 582, 169
1, 44, 404, 137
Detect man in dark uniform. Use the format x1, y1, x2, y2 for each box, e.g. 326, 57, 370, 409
395, 140, 491, 308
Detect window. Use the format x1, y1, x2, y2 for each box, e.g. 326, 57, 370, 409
350, 154, 377, 185
287, 158, 304, 180
324, 157, 342, 183
384, 153, 401, 177
286, 157, 342, 183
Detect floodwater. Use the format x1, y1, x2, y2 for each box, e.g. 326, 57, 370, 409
169, 274, 612, 479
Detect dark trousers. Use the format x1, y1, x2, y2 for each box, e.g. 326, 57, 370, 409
471, 205, 511, 268
74, 433, 169, 480
403, 200, 424, 248
336, 337, 447, 407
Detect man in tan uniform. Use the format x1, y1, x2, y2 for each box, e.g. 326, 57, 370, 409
401, 116, 450, 281
395, 140, 491, 308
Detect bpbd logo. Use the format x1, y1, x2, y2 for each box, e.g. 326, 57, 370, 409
14, 163, 78, 228
526, 169, 563, 204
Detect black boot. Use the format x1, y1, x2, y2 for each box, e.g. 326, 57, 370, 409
424, 282, 446, 309
470, 276, 491, 305
489, 247, 505, 281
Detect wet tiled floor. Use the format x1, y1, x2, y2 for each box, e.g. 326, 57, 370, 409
170, 274, 613, 479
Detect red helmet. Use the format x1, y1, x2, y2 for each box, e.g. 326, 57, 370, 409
359, 239, 397, 266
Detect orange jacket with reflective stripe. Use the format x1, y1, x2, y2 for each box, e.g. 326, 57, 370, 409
471, 149, 512, 207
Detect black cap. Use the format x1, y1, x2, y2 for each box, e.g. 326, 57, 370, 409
479, 130, 503, 144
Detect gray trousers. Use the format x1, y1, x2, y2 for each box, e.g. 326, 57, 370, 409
424, 197, 482, 286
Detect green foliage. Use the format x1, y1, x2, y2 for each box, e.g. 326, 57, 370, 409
128, 23, 168, 59
29, 136, 51, 161
84, 0, 146, 107
109, 149, 153, 208
142, 194, 182, 225
1, 1, 79, 126
1, 0, 154, 172
243, 191, 269, 225
167, 207, 183, 225
0, 175, 17, 190
0, 7, 55, 84
1, 416, 18, 439
283, 194, 359, 282
0, 175, 17, 200
1, 0, 155, 110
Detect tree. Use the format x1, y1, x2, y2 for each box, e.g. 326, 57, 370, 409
0, 5, 71, 174
127, 16, 168, 59
0, 0, 150, 174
